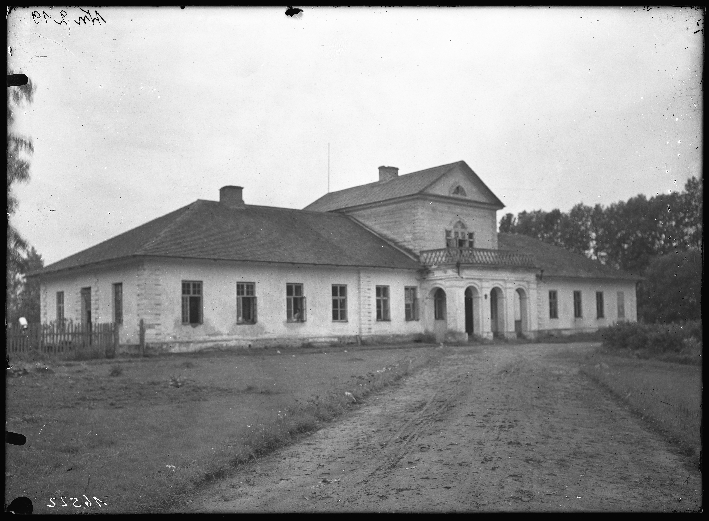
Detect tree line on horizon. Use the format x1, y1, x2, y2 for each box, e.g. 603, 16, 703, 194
499, 177, 702, 323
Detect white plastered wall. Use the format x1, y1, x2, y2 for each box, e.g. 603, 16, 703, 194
135, 258, 424, 348
39, 260, 141, 344
537, 277, 638, 333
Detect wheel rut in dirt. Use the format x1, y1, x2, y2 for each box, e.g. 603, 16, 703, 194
183, 343, 701, 512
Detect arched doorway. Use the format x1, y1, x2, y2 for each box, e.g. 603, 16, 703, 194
464, 286, 480, 339
432, 288, 447, 343
490, 287, 504, 338
514, 288, 528, 338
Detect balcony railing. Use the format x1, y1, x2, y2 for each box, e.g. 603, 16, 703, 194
419, 247, 536, 268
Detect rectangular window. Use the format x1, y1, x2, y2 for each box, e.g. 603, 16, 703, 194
332, 285, 347, 321
596, 291, 605, 319
405, 287, 419, 321
181, 281, 202, 325
113, 283, 123, 324
617, 291, 625, 320
376, 285, 390, 321
456, 231, 466, 247
549, 290, 558, 319
287, 283, 306, 322
446, 230, 474, 248
573, 291, 582, 318
445, 229, 454, 247
237, 282, 257, 324
56, 291, 64, 323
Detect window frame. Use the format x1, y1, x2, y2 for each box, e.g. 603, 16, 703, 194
375, 285, 391, 321
181, 281, 203, 325
332, 284, 348, 322
56, 291, 65, 323
548, 290, 558, 319
286, 283, 306, 322
573, 290, 583, 319
445, 221, 473, 248
113, 283, 123, 325
617, 291, 625, 320
237, 282, 257, 325
596, 291, 605, 319
404, 287, 419, 321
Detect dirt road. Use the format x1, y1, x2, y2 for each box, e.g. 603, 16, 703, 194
182, 343, 701, 512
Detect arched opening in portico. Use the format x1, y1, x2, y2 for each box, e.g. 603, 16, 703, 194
514, 287, 529, 338
464, 286, 481, 338
431, 287, 447, 343
490, 287, 505, 338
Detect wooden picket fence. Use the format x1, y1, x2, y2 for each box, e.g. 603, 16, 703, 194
6, 320, 118, 359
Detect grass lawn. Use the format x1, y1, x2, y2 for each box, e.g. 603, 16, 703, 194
579, 349, 702, 464
5, 343, 443, 514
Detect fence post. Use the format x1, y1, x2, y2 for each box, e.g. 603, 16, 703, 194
111, 323, 119, 358
139, 319, 145, 357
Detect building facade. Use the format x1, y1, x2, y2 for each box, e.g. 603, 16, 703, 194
36, 161, 639, 351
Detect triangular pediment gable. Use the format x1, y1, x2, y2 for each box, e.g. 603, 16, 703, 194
422, 161, 504, 208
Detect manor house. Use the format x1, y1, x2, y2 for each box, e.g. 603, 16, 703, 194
36, 161, 639, 351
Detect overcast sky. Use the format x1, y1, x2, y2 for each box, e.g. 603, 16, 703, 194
8, 6, 703, 265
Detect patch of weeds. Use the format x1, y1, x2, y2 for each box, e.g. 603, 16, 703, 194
179, 361, 196, 369
169, 375, 187, 388
109, 365, 123, 377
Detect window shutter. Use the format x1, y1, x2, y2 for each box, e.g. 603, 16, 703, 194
414, 298, 420, 320
302, 297, 307, 321
253, 296, 258, 323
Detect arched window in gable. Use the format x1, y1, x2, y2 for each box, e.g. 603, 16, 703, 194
445, 220, 475, 248
451, 185, 467, 197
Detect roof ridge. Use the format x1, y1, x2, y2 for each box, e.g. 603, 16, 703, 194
315, 160, 465, 198
200, 200, 351, 217
417, 162, 462, 193
135, 200, 205, 255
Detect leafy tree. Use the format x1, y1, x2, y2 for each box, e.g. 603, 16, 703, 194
559, 203, 593, 256
637, 249, 702, 323
7, 246, 44, 324
498, 213, 516, 233
7, 70, 36, 321
681, 176, 703, 250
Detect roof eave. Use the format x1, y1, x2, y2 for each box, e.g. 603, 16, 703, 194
33, 254, 420, 277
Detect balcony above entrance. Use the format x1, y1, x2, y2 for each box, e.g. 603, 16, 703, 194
419, 247, 536, 268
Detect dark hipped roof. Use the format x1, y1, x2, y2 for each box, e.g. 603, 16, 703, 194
498, 233, 641, 281
304, 160, 504, 212
38, 201, 421, 275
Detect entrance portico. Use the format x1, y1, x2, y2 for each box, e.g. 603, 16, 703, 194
422, 268, 537, 342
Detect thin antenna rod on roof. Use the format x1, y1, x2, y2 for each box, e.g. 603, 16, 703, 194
327, 143, 330, 193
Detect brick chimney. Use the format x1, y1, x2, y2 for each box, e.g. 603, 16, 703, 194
378, 166, 399, 183
220, 186, 244, 208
